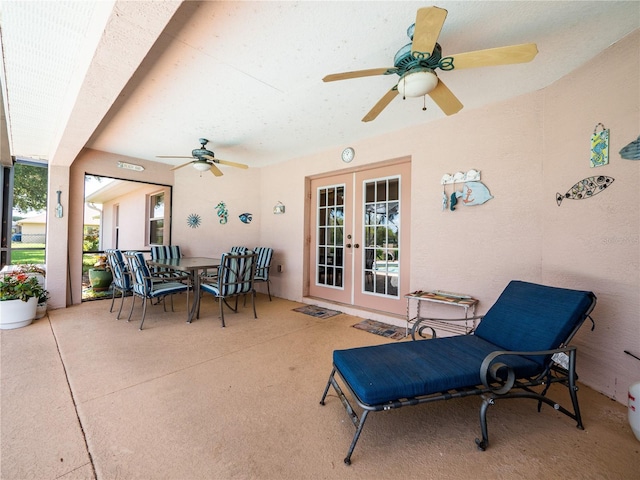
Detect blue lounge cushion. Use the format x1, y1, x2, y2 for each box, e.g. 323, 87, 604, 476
474, 281, 594, 366
333, 335, 541, 406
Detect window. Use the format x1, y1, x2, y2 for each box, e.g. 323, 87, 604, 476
149, 193, 164, 245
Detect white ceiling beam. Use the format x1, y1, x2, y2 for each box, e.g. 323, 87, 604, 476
48, 0, 183, 167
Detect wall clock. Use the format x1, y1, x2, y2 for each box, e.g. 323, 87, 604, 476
341, 147, 355, 163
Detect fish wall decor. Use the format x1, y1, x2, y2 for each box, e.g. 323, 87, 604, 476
449, 181, 493, 211
239, 213, 252, 224
556, 175, 614, 206
619, 135, 640, 160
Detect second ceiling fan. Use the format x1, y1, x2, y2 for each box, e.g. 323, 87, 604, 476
157, 138, 248, 176
323, 6, 538, 122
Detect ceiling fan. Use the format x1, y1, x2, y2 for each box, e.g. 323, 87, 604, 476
323, 6, 538, 122
157, 138, 248, 176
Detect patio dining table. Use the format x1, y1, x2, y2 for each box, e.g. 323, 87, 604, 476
146, 257, 220, 323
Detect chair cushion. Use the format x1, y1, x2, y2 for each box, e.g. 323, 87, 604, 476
200, 282, 220, 296
254, 247, 273, 280
333, 335, 541, 406
150, 281, 188, 298
474, 281, 594, 366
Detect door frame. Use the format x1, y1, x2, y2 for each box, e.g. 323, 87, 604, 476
303, 156, 411, 315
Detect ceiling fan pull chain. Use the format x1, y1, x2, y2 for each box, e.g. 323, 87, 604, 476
423, 95, 427, 111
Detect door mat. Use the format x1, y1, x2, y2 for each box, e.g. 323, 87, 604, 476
352, 319, 406, 340
292, 305, 341, 319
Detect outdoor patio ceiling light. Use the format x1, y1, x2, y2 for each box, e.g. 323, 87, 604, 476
192, 160, 211, 172
396, 68, 438, 98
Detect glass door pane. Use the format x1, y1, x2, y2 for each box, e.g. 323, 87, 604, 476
363, 177, 400, 297
316, 185, 345, 288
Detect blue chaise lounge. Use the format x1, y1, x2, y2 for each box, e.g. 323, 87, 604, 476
320, 280, 597, 465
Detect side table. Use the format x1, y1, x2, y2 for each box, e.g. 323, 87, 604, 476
405, 290, 479, 337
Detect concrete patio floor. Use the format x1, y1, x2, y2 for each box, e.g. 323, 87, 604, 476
1, 294, 639, 479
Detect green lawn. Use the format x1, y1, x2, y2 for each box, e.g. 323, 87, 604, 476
10, 245, 45, 264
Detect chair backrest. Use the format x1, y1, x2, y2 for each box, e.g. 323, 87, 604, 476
106, 249, 130, 289
474, 280, 596, 366
150, 245, 182, 260
124, 251, 153, 296
150, 245, 182, 275
218, 252, 256, 296
253, 247, 273, 280
230, 246, 249, 255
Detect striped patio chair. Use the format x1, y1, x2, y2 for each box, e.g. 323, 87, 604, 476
124, 251, 190, 330
253, 247, 273, 301
105, 249, 132, 319
198, 252, 257, 327
150, 245, 190, 282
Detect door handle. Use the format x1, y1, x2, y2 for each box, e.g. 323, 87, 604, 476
346, 243, 352, 248
353, 243, 360, 248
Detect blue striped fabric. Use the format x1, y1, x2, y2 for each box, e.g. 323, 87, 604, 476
253, 247, 273, 281
230, 246, 249, 255
106, 249, 130, 290
201, 252, 255, 297
150, 245, 187, 279
126, 252, 188, 298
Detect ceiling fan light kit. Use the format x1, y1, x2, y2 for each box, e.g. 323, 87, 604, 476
322, 6, 537, 121
192, 161, 212, 172
397, 68, 438, 98
158, 138, 249, 177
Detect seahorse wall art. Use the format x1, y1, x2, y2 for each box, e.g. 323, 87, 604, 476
556, 176, 614, 206
215, 201, 228, 224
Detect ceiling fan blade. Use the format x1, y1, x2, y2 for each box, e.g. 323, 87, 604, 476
446, 43, 538, 70
411, 6, 447, 56
215, 159, 249, 169
157, 155, 193, 159
170, 160, 194, 171
209, 164, 224, 176
428, 79, 463, 116
362, 88, 399, 122
323, 68, 394, 82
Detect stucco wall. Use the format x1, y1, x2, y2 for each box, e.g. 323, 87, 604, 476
101, 184, 172, 250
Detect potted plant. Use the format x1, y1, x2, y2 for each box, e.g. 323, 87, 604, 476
14, 264, 48, 318
88, 255, 113, 291
0, 272, 48, 329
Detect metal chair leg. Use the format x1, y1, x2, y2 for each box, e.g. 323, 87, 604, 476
139, 298, 148, 330
116, 291, 126, 319
219, 294, 226, 327
127, 295, 136, 322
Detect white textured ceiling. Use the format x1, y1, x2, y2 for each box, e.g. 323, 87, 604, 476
1, 1, 639, 170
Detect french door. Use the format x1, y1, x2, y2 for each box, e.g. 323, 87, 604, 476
308, 161, 411, 315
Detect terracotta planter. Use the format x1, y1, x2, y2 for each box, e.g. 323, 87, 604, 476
0, 297, 37, 329
89, 269, 113, 291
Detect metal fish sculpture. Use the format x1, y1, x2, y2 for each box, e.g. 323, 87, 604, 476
239, 213, 252, 224
556, 176, 614, 206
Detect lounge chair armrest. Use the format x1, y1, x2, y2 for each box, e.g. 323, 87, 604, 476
480, 346, 577, 394
411, 315, 485, 340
